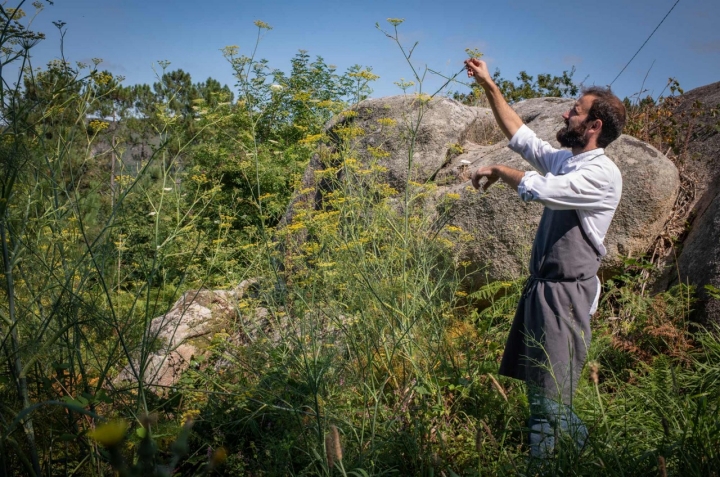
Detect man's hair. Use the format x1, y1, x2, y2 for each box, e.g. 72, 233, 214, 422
582, 86, 626, 148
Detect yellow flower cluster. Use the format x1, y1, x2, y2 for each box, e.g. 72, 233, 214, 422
190, 173, 209, 184
367, 146, 390, 159
287, 221, 306, 232
335, 125, 365, 140
181, 409, 201, 426
88, 420, 127, 447
465, 48, 484, 59
317, 100, 341, 111
299, 133, 325, 145
394, 79, 415, 91
93, 71, 113, 86
293, 91, 312, 102
222, 45, 239, 57
415, 93, 432, 104
377, 117, 397, 128
6, 8, 26, 19
448, 143, 464, 155
88, 119, 109, 133
253, 20, 272, 30
348, 69, 380, 82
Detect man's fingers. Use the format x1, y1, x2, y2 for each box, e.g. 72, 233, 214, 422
471, 166, 499, 191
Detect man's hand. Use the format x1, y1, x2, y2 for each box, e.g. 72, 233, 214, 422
464, 58, 493, 87
472, 166, 499, 191
472, 165, 526, 191
463, 58, 523, 140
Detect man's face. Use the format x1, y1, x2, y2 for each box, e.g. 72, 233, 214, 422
556, 94, 596, 149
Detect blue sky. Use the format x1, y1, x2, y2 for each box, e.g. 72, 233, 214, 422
18, 0, 720, 102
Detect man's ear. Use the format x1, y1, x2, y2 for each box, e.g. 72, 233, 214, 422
589, 119, 602, 133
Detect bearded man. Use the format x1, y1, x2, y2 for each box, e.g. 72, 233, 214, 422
464, 58, 626, 457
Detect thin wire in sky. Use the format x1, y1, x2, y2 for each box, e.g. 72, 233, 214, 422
609, 0, 681, 87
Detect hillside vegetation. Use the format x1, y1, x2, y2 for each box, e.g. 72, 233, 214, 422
1, 7, 719, 477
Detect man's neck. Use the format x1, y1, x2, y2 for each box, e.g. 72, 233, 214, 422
571, 142, 600, 156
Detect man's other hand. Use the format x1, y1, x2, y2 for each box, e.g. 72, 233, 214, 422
472, 166, 499, 191
464, 58, 493, 87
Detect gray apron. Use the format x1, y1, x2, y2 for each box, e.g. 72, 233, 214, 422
499, 208, 600, 405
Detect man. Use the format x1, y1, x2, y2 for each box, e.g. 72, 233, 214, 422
464, 58, 625, 457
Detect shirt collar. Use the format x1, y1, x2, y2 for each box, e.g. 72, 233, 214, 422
568, 148, 604, 164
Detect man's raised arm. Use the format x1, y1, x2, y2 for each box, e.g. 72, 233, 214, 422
464, 58, 523, 140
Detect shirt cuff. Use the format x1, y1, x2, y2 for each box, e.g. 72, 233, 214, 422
508, 124, 533, 153
517, 171, 539, 202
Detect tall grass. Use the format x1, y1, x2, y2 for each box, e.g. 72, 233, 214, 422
0, 8, 238, 474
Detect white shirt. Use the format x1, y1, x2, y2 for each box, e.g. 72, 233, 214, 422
508, 124, 623, 314
509, 124, 622, 257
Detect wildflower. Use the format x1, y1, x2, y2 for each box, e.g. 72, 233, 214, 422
210, 447, 227, 466
182, 409, 201, 426
93, 71, 113, 86
299, 133, 324, 145
88, 119, 109, 133
253, 20, 272, 30
163, 187, 172, 191
376, 117, 397, 127
317, 100, 337, 109
148, 211, 157, 216
387, 18, 404, 26
88, 420, 127, 447
335, 125, 365, 139
394, 78, 415, 90
465, 48, 484, 59
222, 45, 239, 57
415, 92, 432, 104
367, 146, 390, 159
349, 69, 380, 81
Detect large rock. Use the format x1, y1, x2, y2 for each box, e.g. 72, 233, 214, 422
323, 95, 500, 190
287, 96, 679, 281
677, 186, 720, 323
115, 280, 257, 389
291, 95, 680, 284
113, 279, 341, 389
668, 82, 720, 322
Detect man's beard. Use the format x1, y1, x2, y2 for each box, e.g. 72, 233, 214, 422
556, 120, 589, 149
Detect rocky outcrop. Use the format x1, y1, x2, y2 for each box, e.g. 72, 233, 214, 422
668, 82, 720, 323
113, 279, 344, 389
678, 186, 720, 322
292, 95, 680, 284
114, 280, 261, 389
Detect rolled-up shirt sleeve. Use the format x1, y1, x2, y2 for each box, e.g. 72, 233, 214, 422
517, 164, 617, 211
509, 124, 570, 175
